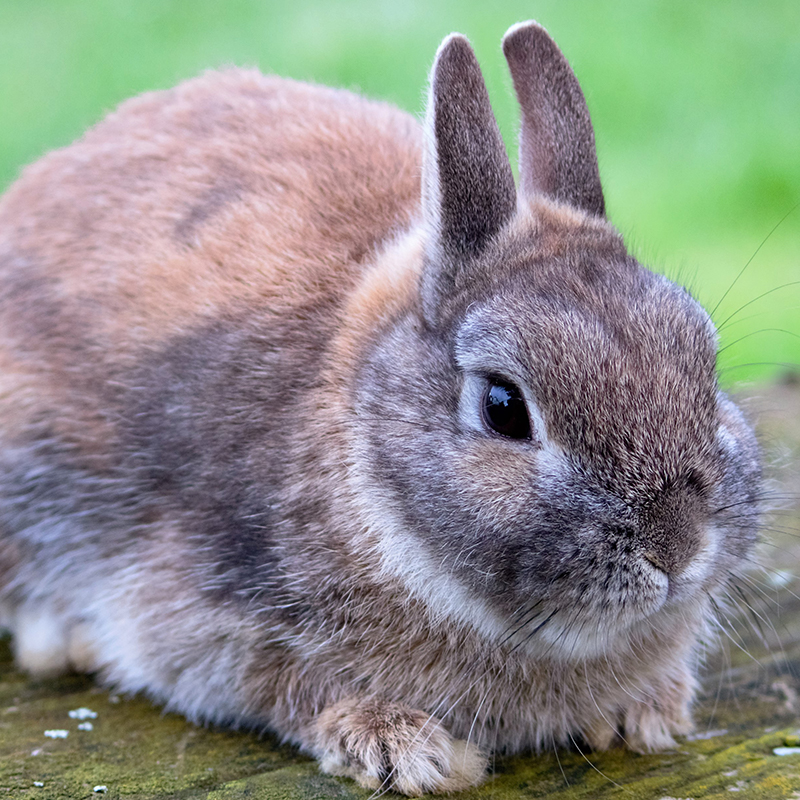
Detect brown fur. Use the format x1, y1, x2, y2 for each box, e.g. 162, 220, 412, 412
0, 23, 761, 796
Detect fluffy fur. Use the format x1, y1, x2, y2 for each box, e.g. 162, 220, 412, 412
0, 21, 761, 796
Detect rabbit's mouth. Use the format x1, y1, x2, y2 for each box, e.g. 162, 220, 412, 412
501, 564, 669, 661
508, 557, 716, 661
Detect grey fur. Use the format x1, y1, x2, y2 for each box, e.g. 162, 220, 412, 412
421, 35, 517, 325
504, 21, 606, 215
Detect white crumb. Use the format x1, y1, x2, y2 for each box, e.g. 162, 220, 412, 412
774, 746, 800, 756
68, 707, 98, 720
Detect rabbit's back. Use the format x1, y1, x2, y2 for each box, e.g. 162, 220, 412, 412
0, 69, 422, 368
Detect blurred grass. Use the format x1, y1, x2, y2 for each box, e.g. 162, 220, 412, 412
0, 0, 797, 385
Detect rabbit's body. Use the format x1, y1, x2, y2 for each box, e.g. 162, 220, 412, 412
0, 24, 761, 796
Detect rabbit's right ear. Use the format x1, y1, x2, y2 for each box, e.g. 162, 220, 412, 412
503, 21, 605, 217
420, 34, 517, 326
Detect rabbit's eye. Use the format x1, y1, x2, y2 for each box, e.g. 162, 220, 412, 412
481, 379, 531, 440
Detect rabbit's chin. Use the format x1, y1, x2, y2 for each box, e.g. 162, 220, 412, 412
522, 604, 669, 662
504, 597, 675, 663
508, 593, 710, 664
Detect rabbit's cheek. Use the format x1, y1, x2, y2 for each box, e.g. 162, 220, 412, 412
452, 440, 544, 522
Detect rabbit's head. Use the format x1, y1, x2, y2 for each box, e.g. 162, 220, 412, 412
350, 23, 761, 659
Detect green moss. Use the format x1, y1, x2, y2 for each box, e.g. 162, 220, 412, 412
0, 640, 306, 799
4, 650, 800, 800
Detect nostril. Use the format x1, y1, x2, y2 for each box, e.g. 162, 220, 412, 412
644, 552, 669, 575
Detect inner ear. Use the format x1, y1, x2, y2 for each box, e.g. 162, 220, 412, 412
420, 34, 517, 324
503, 21, 605, 217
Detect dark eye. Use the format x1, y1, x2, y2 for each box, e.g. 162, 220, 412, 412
481, 378, 531, 440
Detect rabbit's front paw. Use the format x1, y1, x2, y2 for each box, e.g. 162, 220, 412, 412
623, 699, 693, 752
623, 672, 695, 752
583, 669, 695, 753
311, 698, 486, 796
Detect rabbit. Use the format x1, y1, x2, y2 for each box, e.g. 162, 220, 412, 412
0, 20, 762, 796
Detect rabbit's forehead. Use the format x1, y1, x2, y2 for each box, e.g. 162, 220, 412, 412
455, 267, 717, 379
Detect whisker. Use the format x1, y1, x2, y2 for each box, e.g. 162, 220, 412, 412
602, 654, 642, 705
499, 601, 545, 647
583, 664, 630, 749
509, 609, 558, 655
724, 586, 769, 648
717, 328, 800, 355
710, 201, 800, 320
717, 282, 800, 334
702, 629, 729, 733
567, 732, 626, 790
707, 594, 761, 663
466, 686, 490, 757
719, 361, 800, 377
552, 739, 569, 787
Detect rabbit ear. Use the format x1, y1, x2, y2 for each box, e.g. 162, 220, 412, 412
421, 34, 517, 324
502, 21, 605, 217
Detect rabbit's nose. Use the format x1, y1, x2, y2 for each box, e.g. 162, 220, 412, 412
637, 489, 707, 578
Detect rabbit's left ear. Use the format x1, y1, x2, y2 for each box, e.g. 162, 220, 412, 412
503, 21, 605, 217
421, 34, 517, 325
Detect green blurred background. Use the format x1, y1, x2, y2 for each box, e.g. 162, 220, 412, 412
1, 0, 797, 386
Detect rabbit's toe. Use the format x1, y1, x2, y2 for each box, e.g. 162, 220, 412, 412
312, 698, 486, 796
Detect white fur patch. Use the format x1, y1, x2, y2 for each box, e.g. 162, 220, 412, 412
375, 524, 508, 640
681, 526, 719, 590
12, 604, 71, 677
716, 422, 739, 455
